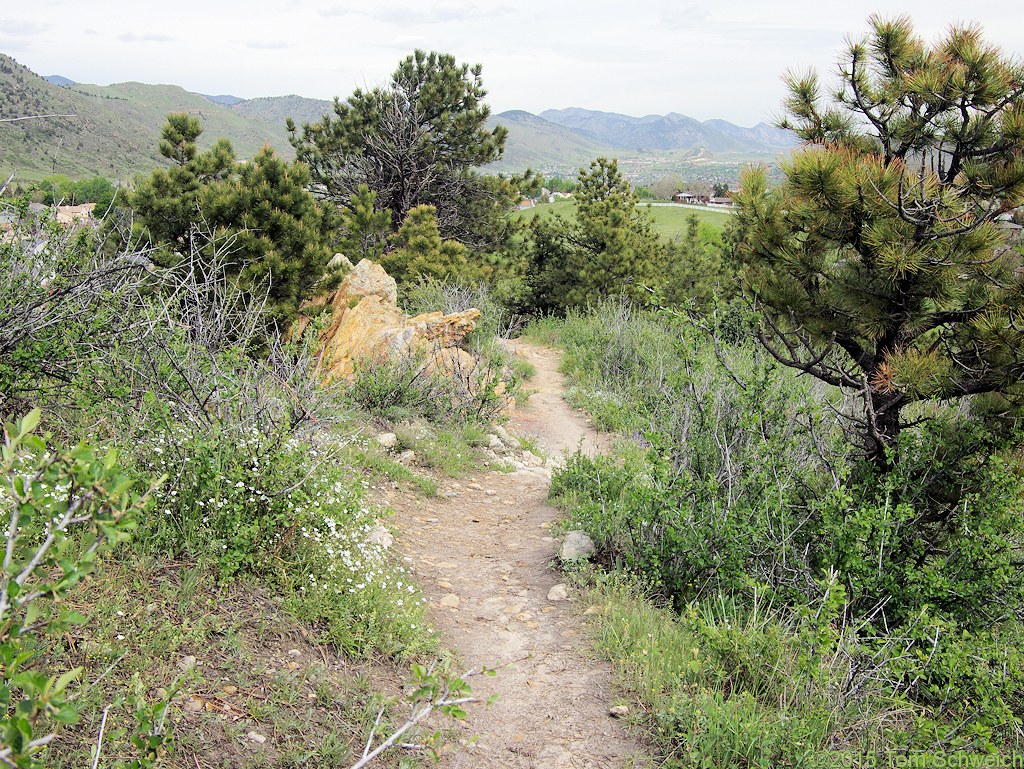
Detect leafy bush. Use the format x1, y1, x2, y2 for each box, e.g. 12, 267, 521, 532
349, 347, 512, 427
548, 302, 839, 603
349, 353, 461, 424
0, 411, 163, 768
540, 302, 1024, 753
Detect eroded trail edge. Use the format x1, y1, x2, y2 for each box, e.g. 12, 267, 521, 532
387, 341, 645, 769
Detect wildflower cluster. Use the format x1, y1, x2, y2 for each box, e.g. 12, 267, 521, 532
134, 423, 317, 571
133, 423, 431, 657
289, 474, 432, 657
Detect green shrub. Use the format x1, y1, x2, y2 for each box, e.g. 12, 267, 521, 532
349, 354, 459, 424
349, 349, 512, 426
547, 302, 837, 604
0, 203, 152, 423
0, 411, 165, 768
544, 302, 1024, 752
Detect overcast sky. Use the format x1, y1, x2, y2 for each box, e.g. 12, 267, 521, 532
3, 0, 1022, 127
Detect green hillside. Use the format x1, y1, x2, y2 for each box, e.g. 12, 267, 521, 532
0, 54, 293, 183
485, 110, 613, 176
230, 95, 333, 130
0, 52, 771, 189
69, 81, 293, 160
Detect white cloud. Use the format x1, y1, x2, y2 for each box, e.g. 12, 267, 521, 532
6, 0, 1023, 125
117, 32, 175, 43
0, 20, 52, 36
244, 40, 294, 50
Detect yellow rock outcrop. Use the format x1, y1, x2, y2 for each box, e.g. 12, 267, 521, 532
314, 258, 483, 384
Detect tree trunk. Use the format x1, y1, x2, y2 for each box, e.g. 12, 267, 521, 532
867, 392, 903, 471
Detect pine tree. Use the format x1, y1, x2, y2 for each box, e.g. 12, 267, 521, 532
288, 50, 523, 250
525, 158, 664, 312
216, 147, 339, 327
128, 115, 235, 259
736, 16, 1024, 467
383, 205, 469, 286
129, 115, 340, 331
338, 185, 392, 261
660, 214, 730, 310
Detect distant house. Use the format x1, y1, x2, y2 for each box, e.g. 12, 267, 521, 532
515, 198, 536, 210
56, 203, 96, 225
707, 196, 734, 207
672, 191, 712, 205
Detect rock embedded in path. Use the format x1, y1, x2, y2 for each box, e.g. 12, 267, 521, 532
367, 524, 395, 550
488, 434, 507, 453
559, 530, 596, 561
521, 450, 544, 467
609, 705, 630, 718
547, 583, 570, 601
439, 593, 461, 609
494, 425, 520, 448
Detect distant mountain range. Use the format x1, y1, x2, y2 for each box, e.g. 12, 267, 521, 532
2, 54, 794, 184
536, 108, 795, 155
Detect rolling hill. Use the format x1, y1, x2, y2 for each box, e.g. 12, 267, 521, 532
485, 110, 614, 175
1, 53, 793, 187
229, 95, 333, 129
0, 54, 298, 183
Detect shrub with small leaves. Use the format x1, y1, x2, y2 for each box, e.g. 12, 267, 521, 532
0, 410, 158, 768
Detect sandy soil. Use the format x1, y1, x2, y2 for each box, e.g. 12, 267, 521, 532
387, 341, 648, 769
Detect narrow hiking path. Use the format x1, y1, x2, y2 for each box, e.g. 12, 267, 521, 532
386, 341, 649, 768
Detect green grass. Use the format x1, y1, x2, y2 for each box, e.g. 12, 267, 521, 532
45, 555, 430, 769
510, 356, 537, 382
342, 440, 440, 497
393, 421, 490, 476
577, 575, 904, 769
514, 198, 732, 241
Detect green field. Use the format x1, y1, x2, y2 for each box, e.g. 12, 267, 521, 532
514, 199, 732, 241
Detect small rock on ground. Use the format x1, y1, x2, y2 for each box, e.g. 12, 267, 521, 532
522, 450, 544, 467
439, 593, 461, 608
377, 432, 398, 449
547, 583, 570, 601
494, 425, 520, 448
560, 530, 596, 561
367, 524, 395, 549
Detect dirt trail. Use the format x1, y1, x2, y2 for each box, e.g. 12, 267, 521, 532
388, 341, 647, 768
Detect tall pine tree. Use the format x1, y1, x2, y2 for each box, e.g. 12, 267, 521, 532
736, 16, 1024, 467
525, 158, 664, 312
289, 50, 525, 250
